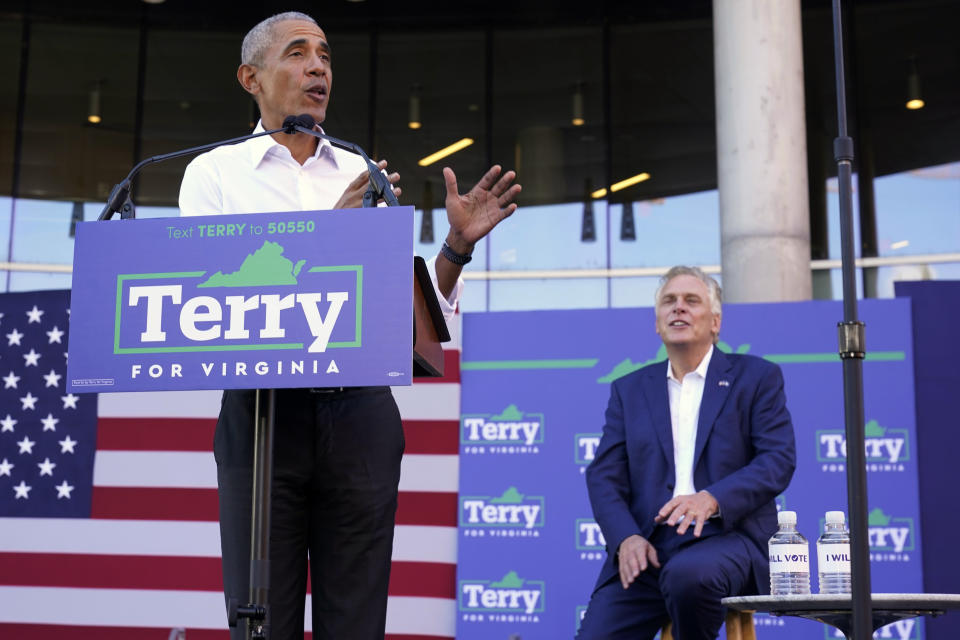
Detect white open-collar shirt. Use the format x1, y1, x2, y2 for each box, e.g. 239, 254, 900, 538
178, 121, 462, 318
666, 345, 714, 498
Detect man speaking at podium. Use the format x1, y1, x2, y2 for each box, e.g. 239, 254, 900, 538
178, 11, 521, 640
577, 267, 796, 640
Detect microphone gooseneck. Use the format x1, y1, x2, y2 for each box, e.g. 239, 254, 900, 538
287, 114, 399, 207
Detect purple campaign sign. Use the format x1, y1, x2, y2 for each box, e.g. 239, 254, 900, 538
457, 299, 924, 640
66, 207, 413, 392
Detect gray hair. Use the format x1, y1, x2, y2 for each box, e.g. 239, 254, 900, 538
241, 12, 318, 66
655, 265, 722, 316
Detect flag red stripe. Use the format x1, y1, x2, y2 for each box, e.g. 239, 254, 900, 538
0, 552, 222, 590
402, 420, 459, 454
396, 492, 458, 526
89, 488, 456, 526
388, 561, 456, 598
96, 417, 216, 451
91, 487, 220, 521
0, 553, 453, 598
0, 626, 230, 640
0, 626, 452, 640
95, 417, 457, 454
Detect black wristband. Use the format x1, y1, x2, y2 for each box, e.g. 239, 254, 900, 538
441, 241, 473, 265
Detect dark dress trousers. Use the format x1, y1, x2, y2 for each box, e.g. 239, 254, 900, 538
577, 350, 796, 640
215, 386, 404, 640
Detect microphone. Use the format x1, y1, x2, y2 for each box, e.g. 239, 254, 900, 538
286, 114, 400, 207
98, 119, 301, 221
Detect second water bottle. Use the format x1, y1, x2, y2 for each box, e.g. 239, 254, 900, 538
817, 510, 852, 594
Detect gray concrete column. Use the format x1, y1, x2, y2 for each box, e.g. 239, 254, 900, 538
713, 0, 812, 302
808, 130, 833, 300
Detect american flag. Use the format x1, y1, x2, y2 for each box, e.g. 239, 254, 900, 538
0, 289, 461, 639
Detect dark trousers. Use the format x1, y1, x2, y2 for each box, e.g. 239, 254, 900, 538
215, 387, 404, 640
576, 525, 754, 640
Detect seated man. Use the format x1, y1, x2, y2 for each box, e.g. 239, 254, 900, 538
577, 266, 796, 640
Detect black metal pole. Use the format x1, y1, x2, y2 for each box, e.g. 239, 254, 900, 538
830, 1, 872, 638
247, 388, 276, 639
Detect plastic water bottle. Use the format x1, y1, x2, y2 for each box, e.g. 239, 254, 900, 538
768, 510, 810, 595
817, 510, 852, 594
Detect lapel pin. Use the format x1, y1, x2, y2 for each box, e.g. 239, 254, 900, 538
718, 380, 730, 387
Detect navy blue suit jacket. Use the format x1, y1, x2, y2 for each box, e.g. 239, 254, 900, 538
586, 349, 796, 594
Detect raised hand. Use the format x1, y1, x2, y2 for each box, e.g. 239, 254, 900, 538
442, 165, 521, 254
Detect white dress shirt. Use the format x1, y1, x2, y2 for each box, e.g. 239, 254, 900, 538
666, 345, 714, 498
178, 121, 462, 319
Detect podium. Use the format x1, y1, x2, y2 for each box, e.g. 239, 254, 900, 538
412, 255, 452, 376
67, 207, 451, 638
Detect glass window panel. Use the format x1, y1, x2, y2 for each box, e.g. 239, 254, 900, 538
9, 271, 72, 292
493, 27, 604, 207
459, 280, 488, 314
322, 33, 371, 158
611, 190, 720, 268
486, 202, 608, 271
132, 205, 179, 220
874, 162, 960, 257
826, 175, 862, 260
19, 24, 139, 202
488, 278, 608, 311
611, 276, 662, 309
375, 31, 485, 219
610, 22, 717, 205
0, 196, 11, 263
10, 198, 75, 264
0, 19, 22, 197
137, 30, 248, 206
828, 268, 864, 301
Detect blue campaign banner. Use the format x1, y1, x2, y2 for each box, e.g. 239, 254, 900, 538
67, 207, 414, 392
457, 299, 924, 640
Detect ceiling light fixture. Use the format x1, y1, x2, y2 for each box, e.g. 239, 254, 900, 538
591, 172, 651, 199
418, 138, 474, 166
610, 172, 651, 192
408, 84, 422, 130
572, 82, 585, 127
906, 56, 924, 110
87, 82, 102, 124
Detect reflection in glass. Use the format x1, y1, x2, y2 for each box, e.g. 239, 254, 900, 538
10, 198, 75, 264
611, 191, 720, 268
0, 19, 23, 196
489, 278, 608, 311
493, 27, 604, 207
610, 22, 717, 202
874, 162, 960, 257
137, 30, 247, 205
487, 202, 608, 271
9, 271, 72, 292
19, 23, 139, 202
375, 31, 485, 214
0, 196, 11, 262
